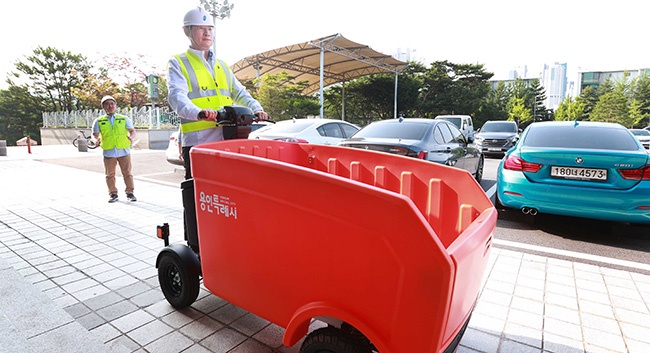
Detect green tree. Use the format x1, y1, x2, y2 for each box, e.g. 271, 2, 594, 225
555, 96, 586, 121
476, 81, 510, 127
628, 99, 647, 127
631, 74, 650, 127
576, 85, 599, 119
507, 96, 532, 126
590, 77, 630, 125
528, 79, 549, 121
0, 85, 46, 145
257, 72, 319, 120
72, 67, 121, 109
418, 61, 492, 118
7, 46, 90, 112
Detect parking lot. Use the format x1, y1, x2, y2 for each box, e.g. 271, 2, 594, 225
1, 144, 649, 353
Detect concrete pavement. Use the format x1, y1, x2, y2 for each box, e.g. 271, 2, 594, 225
1, 144, 649, 353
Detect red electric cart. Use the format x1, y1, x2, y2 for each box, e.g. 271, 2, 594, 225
156, 135, 497, 353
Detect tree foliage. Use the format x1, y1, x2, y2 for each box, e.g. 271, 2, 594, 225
8, 46, 90, 113
1, 45, 648, 148
256, 72, 320, 120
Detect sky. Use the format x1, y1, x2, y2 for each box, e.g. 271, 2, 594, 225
1, 0, 649, 90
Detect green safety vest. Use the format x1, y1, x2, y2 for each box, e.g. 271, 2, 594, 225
97, 115, 131, 150
176, 51, 234, 134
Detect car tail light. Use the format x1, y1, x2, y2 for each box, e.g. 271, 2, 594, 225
503, 155, 542, 173
386, 146, 410, 156
275, 137, 309, 143
618, 166, 650, 180
416, 150, 428, 159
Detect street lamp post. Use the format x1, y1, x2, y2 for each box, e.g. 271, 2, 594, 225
199, 0, 234, 56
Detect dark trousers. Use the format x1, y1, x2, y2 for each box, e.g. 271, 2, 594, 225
182, 146, 193, 180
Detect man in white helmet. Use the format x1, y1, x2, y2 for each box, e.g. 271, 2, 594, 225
92, 95, 137, 203
167, 6, 268, 179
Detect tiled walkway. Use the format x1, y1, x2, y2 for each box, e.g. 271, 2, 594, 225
1, 147, 649, 352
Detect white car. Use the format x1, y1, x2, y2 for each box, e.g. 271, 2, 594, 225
165, 130, 183, 166
630, 129, 650, 149
248, 118, 360, 145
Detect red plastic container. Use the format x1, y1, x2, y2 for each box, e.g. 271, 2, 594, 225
190, 139, 497, 353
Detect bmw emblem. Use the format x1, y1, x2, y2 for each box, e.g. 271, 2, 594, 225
575, 157, 584, 164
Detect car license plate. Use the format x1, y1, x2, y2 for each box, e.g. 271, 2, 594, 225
488, 148, 501, 152
551, 166, 607, 181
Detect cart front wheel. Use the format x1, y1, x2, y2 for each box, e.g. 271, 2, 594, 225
158, 252, 199, 308
300, 327, 373, 353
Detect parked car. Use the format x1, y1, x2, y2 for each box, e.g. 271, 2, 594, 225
248, 118, 359, 145
434, 115, 474, 140
474, 120, 520, 157
165, 121, 275, 166
630, 128, 650, 149
165, 130, 183, 166
496, 121, 650, 224
339, 118, 484, 182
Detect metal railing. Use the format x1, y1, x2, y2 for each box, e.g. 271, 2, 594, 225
42, 106, 180, 129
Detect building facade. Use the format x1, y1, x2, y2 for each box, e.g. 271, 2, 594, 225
542, 62, 567, 110
578, 68, 650, 94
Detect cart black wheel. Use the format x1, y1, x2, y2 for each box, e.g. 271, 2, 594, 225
300, 327, 373, 353
87, 139, 98, 149
72, 138, 78, 148
158, 252, 199, 308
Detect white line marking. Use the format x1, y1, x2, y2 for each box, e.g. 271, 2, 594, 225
486, 183, 497, 198
493, 238, 650, 272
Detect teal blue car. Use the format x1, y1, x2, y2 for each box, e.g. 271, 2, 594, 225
496, 121, 650, 224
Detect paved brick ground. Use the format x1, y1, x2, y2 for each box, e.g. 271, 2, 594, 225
1, 146, 649, 352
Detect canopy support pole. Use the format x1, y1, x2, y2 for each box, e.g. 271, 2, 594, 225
341, 81, 346, 121
394, 72, 399, 119
319, 47, 325, 119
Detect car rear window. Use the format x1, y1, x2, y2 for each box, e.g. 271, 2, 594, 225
267, 120, 315, 133
354, 122, 428, 140
481, 122, 517, 133
436, 117, 461, 128
523, 125, 640, 150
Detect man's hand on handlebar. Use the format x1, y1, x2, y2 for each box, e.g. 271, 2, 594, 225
198, 109, 218, 122
254, 110, 269, 121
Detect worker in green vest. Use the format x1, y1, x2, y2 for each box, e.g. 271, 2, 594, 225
92, 95, 137, 203
167, 6, 268, 179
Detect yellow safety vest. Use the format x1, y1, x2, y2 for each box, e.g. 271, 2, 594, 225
97, 115, 131, 150
176, 51, 234, 134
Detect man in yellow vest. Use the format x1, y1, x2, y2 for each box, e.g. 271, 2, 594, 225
167, 6, 268, 179
92, 95, 137, 203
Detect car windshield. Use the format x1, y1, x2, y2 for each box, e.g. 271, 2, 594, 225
436, 117, 461, 128
523, 125, 640, 150
353, 122, 429, 140
631, 129, 650, 136
481, 122, 517, 133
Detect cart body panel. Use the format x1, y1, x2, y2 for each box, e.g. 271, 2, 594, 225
190, 140, 496, 353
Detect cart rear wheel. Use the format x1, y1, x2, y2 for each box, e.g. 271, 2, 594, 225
300, 327, 373, 353
158, 253, 199, 308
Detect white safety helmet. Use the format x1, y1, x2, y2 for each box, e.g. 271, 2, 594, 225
100, 95, 116, 106
183, 7, 214, 27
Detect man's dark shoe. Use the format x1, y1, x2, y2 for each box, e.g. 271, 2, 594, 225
108, 194, 118, 203
126, 193, 137, 202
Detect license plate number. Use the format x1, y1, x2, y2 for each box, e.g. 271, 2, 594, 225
488, 148, 502, 151
551, 166, 607, 181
